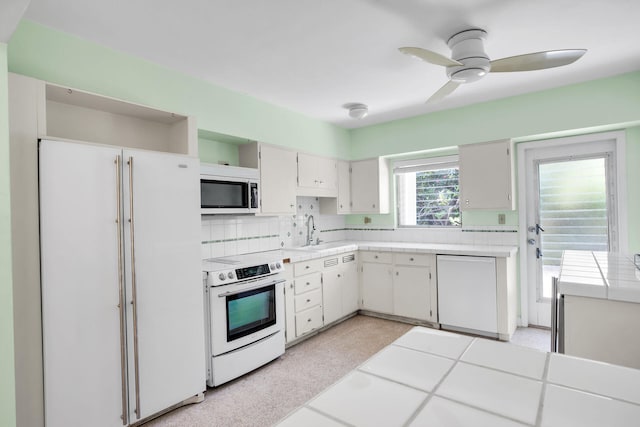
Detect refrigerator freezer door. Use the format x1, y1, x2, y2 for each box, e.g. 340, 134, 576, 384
122, 149, 205, 422
40, 139, 127, 427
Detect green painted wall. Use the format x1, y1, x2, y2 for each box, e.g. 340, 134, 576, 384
8, 20, 351, 159
198, 138, 240, 166
626, 126, 640, 253
350, 72, 640, 158
348, 73, 640, 252
0, 42, 17, 427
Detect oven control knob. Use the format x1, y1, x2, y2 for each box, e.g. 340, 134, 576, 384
218, 273, 226, 281
270, 263, 275, 271
276, 262, 282, 269
227, 271, 234, 279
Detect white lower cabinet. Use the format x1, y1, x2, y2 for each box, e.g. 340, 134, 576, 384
361, 251, 437, 322
361, 252, 394, 314
284, 259, 324, 343
322, 253, 359, 325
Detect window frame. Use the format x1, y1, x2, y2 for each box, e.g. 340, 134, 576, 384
394, 155, 462, 229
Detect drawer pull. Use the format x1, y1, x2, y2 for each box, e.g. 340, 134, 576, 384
306, 282, 310, 286
305, 265, 310, 269
306, 299, 311, 303
410, 257, 414, 261
337, 274, 341, 278
374, 255, 378, 259
307, 318, 312, 322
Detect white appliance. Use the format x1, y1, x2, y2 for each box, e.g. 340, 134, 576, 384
200, 163, 259, 215
437, 255, 498, 337
39, 139, 206, 427
203, 252, 285, 387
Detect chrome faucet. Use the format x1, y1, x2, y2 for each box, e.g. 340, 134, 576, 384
306, 215, 316, 246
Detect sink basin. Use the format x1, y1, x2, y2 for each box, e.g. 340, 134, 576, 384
290, 242, 355, 252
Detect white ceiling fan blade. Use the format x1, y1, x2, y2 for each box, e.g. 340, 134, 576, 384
427, 80, 460, 103
399, 47, 462, 67
490, 49, 587, 72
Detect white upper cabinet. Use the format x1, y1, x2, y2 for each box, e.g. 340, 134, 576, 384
239, 142, 298, 216
297, 152, 337, 197
350, 157, 390, 214
319, 159, 351, 215
459, 139, 515, 210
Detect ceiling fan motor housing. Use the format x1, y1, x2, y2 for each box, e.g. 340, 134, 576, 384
446, 29, 491, 83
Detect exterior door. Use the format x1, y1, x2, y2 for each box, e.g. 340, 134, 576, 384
522, 138, 618, 326
122, 149, 205, 422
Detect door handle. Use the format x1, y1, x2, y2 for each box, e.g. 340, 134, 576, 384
536, 247, 543, 259
536, 224, 545, 234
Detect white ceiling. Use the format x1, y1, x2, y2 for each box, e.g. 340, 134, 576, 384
22, 0, 640, 129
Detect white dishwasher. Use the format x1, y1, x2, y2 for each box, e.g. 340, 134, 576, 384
437, 255, 498, 337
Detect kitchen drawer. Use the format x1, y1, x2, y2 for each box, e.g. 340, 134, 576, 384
294, 271, 322, 294
294, 288, 322, 312
295, 305, 323, 336
394, 253, 431, 266
360, 251, 392, 264
293, 258, 324, 276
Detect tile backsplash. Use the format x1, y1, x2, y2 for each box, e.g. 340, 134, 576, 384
201, 197, 346, 259
201, 196, 518, 259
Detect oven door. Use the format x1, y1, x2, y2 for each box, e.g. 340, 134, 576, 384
210, 278, 285, 356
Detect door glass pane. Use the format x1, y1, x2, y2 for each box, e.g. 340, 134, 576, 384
538, 157, 609, 298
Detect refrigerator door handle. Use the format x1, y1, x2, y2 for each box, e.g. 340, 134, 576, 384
116, 155, 128, 425
128, 156, 142, 420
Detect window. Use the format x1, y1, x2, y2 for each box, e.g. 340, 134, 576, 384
395, 156, 461, 227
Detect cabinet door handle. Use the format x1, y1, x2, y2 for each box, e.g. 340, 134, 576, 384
306, 281, 310, 286
396, 271, 399, 276
374, 255, 378, 259
307, 318, 312, 322
305, 265, 310, 269
306, 298, 311, 303
410, 257, 414, 261
337, 274, 341, 278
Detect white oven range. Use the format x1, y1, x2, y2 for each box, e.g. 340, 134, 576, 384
203, 252, 285, 387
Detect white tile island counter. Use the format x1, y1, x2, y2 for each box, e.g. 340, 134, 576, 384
276, 327, 640, 427
558, 251, 640, 369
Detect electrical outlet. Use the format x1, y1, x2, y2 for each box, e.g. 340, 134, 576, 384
364, 217, 372, 224
498, 213, 506, 225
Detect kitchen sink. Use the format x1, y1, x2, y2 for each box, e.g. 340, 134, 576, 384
290, 242, 355, 251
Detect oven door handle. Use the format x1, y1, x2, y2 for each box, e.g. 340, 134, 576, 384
216, 278, 286, 298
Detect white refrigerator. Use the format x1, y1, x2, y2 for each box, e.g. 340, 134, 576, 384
39, 139, 206, 427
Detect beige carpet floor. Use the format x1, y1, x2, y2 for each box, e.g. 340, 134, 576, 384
144, 315, 413, 427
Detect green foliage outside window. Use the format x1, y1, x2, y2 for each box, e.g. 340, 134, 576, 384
415, 168, 461, 227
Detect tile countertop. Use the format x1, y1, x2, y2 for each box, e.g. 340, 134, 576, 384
280, 240, 518, 262
276, 327, 640, 427
559, 250, 640, 304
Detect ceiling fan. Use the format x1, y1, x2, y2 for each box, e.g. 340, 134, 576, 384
400, 28, 586, 103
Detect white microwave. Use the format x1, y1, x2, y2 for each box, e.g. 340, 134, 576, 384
200, 163, 260, 215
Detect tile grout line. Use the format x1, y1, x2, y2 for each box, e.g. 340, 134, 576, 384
534, 352, 551, 427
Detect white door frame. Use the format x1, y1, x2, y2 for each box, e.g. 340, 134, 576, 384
517, 130, 627, 326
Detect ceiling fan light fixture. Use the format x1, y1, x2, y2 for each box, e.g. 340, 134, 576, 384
450, 67, 487, 83
346, 103, 369, 119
